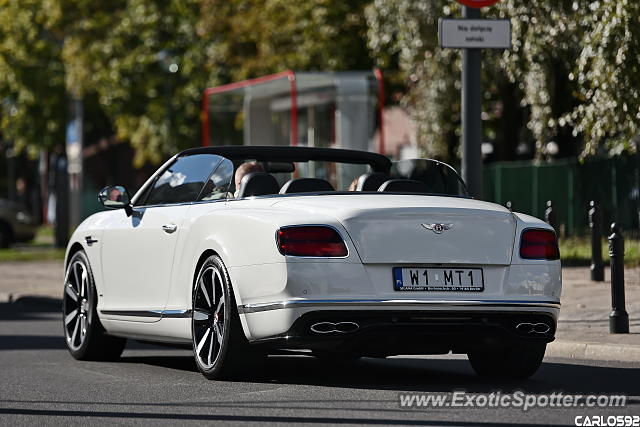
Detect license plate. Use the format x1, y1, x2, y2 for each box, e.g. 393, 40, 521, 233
393, 267, 484, 291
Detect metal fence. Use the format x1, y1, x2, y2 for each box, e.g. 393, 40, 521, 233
483, 155, 640, 237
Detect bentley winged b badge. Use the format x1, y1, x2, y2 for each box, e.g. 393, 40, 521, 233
421, 223, 453, 234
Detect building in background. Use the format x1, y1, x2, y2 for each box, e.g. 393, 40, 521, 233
374, 106, 418, 160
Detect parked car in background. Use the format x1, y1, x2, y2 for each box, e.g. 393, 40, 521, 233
0, 198, 36, 248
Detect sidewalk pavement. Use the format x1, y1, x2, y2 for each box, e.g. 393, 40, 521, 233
0, 260, 638, 362
548, 266, 640, 362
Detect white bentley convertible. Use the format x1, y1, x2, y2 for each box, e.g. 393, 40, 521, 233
63, 146, 561, 379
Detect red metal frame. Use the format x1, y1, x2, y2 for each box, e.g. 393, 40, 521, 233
289, 73, 298, 146
200, 93, 210, 147
455, 0, 500, 8
373, 68, 385, 155
201, 70, 298, 147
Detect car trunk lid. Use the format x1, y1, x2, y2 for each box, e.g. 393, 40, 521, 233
271, 194, 516, 265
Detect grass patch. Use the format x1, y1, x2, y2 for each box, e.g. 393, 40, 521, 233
0, 225, 63, 262
560, 236, 640, 267
0, 247, 65, 262
32, 225, 55, 246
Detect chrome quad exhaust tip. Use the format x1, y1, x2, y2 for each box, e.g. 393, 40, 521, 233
310, 321, 360, 334
515, 322, 551, 335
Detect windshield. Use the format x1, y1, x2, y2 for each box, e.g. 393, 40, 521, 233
391, 159, 469, 197
271, 161, 369, 191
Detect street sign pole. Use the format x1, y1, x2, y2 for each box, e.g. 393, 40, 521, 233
441, 0, 507, 198
461, 6, 482, 198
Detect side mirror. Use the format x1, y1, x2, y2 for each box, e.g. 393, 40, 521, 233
98, 186, 132, 216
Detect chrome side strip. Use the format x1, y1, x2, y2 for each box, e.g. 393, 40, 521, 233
237, 299, 561, 314
161, 310, 193, 318
100, 309, 191, 319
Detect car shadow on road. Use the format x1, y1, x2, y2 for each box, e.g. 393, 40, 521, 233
0, 334, 66, 350
250, 355, 640, 395
117, 351, 640, 396
0, 297, 61, 321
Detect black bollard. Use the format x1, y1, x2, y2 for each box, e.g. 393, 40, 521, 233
608, 223, 629, 333
506, 201, 512, 212
544, 200, 557, 231
589, 201, 604, 281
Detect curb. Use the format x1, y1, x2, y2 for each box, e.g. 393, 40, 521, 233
546, 340, 640, 363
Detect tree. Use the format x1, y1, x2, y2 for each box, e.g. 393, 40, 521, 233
0, 0, 67, 155
366, 0, 640, 161
1, 0, 374, 166
58, 0, 213, 166
569, 0, 640, 156
198, 0, 373, 81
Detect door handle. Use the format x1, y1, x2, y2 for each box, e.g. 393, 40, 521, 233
162, 224, 177, 234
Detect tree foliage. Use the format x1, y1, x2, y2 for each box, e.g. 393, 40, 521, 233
0, 0, 372, 166
366, 0, 640, 160
569, 0, 640, 155
199, 0, 372, 81
58, 0, 212, 166
0, 0, 639, 165
366, 1, 463, 160
0, 0, 66, 156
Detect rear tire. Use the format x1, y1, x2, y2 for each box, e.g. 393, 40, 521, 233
192, 255, 263, 380
63, 250, 126, 361
467, 342, 546, 379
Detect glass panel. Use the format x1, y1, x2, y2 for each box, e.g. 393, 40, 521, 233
231, 160, 370, 193
198, 158, 234, 201
144, 154, 224, 205
391, 159, 468, 197
98, 185, 130, 208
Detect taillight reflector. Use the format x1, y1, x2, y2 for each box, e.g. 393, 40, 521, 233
520, 229, 560, 260
277, 226, 348, 257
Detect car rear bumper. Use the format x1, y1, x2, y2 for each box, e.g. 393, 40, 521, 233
238, 298, 560, 314
239, 299, 560, 344
248, 309, 557, 356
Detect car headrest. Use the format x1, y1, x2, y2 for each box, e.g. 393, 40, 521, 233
378, 179, 430, 193
279, 178, 335, 194
237, 172, 280, 198
356, 173, 390, 191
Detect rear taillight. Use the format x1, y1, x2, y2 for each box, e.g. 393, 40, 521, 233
520, 229, 560, 260
277, 226, 348, 257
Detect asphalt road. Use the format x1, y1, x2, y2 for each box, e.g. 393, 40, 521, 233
0, 299, 637, 426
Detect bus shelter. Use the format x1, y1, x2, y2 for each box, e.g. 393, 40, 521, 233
201, 70, 385, 155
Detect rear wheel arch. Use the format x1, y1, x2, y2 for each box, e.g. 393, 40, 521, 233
192, 249, 249, 339
192, 249, 242, 304
193, 249, 219, 290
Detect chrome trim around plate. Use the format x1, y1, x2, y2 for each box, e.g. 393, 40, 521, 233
100, 309, 192, 319
237, 299, 561, 314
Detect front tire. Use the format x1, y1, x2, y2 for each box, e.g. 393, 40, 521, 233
63, 250, 126, 361
467, 342, 546, 379
192, 255, 258, 380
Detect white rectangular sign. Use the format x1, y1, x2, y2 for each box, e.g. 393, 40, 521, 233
439, 19, 511, 49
